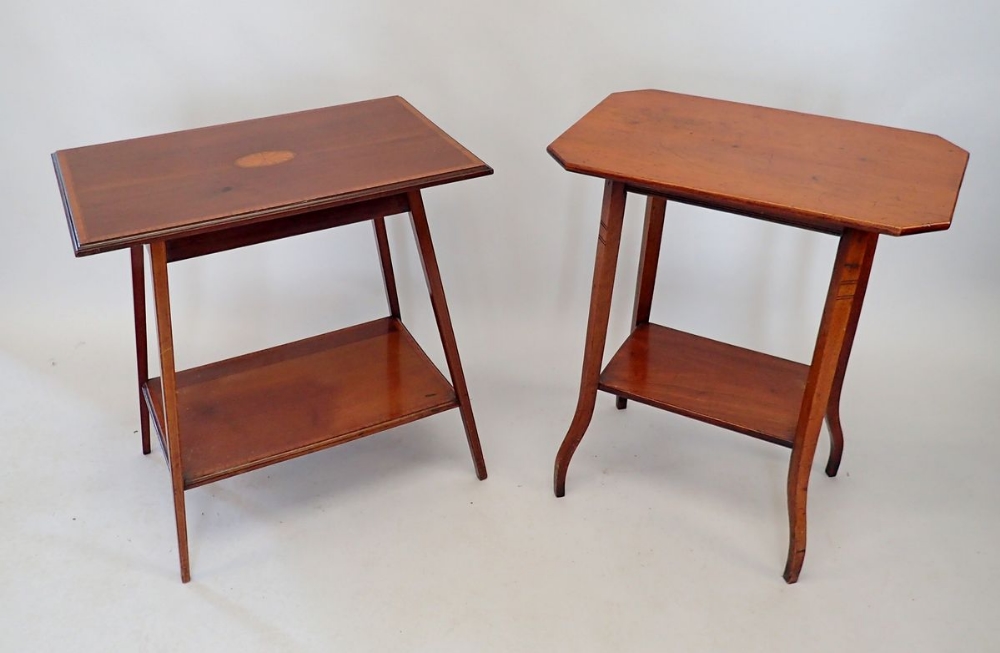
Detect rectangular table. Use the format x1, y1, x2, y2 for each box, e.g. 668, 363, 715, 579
54, 96, 491, 582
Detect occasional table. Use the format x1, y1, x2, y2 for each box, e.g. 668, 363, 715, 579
548, 90, 967, 582
53, 96, 491, 582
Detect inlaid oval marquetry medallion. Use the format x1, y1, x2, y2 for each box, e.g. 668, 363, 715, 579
235, 150, 295, 168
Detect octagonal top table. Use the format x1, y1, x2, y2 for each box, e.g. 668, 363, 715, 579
549, 90, 967, 583
549, 89, 967, 235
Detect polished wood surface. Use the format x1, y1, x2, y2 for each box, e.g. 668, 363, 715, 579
548, 90, 968, 235
824, 232, 878, 478
616, 195, 667, 411
554, 180, 627, 497
144, 318, 458, 489
784, 229, 878, 583
130, 246, 150, 455
165, 194, 410, 262
54, 96, 491, 255
550, 90, 964, 583
373, 216, 401, 319
149, 241, 191, 583
600, 324, 808, 447
408, 190, 487, 480
58, 97, 490, 582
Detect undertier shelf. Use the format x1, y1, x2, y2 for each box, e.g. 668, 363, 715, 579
144, 317, 458, 488
599, 324, 809, 446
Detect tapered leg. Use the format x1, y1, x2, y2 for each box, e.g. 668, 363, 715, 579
824, 235, 877, 477
372, 216, 401, 319
554, 180, 628, 496
784, 228, 878, 583
131, 246, 151, 455
149, 242, 191, 583
617, 195, 667, 410
407, 191, 487, 480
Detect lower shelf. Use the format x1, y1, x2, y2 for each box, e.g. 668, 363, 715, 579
599, 324, 809, 446
144, 317, 458, 488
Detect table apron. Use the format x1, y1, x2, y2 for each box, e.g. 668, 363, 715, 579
164, 193, 411, 262
624, 184, 846, 237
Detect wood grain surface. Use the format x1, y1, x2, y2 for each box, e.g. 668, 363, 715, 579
599, 324, 808, 446
144, 318, 459, 489
548, 90, 968, 235
54, 96, 491, 255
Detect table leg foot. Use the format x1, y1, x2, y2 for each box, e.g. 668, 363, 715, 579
554, 399, 599, 497
615, 396, 628, 410
460, 401, 488, 481
172, 488, 191, 583
783, 541, 806, 584
785, 435, 814, 585
825, 408, 844, 477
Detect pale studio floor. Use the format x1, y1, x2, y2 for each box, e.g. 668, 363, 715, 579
2, 294, 998, 651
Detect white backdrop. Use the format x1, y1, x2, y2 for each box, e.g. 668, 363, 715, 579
3, 1, 999, 650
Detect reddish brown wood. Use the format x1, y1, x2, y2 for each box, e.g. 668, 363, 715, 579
130, 246, 150, 455
616, 195, 667, 410
373, 216, 401, 319
548, 90, 968, 236
53, 96, 491, 256
824, 236, 878, 477
143, 318, 458, 488
600, 324, 808, 446
165, 194, 409, 262
407, 191, 487, 480
549, 91, 965, 582
784, 228, 878, 584
554, 180, 627, 497
148, 241, 190, 583
57, 97, 492, 582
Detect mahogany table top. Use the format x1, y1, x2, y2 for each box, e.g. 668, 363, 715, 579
548, 90, 968, 235
54, 96, 491, 255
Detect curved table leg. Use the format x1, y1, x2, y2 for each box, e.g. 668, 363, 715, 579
825, 405, 845, 478
784, 228, 877, 583
554, 181, 627, 497
824, 235, 876, 477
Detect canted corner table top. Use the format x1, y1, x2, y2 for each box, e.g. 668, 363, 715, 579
547, 90, 968, 235
53, 96, 492, 256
